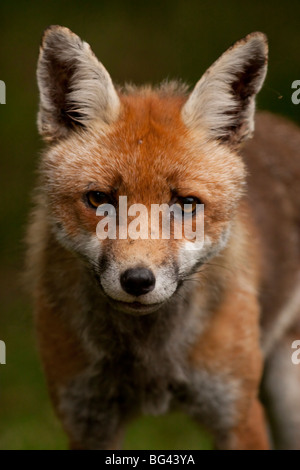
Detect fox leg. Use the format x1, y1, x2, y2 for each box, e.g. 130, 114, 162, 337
187, 290, 270, 450
68, 426, 125, 450
189, 379, 270, 450
216, 398, 269, 450
57, 367, 128, 450
261, 319, 300, 449
35, 298, 126, 450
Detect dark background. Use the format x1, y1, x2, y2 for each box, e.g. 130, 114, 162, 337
0, 0, 299, 449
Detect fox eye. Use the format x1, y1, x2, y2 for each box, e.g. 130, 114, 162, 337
175, 196, 200, 215
86, 191, 111, 209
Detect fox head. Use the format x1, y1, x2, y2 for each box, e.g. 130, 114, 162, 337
36, 26, 268, 314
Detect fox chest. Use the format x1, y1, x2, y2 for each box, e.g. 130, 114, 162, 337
58, 352, 239, 439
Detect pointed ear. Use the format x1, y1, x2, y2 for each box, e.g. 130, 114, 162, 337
37, 25, 120, 141
181, 32, 268, 146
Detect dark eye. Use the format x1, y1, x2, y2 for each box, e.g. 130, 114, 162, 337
175, 196, 200, 215
86, 191, 111, 209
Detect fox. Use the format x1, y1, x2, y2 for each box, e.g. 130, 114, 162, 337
26, 25, 300, 450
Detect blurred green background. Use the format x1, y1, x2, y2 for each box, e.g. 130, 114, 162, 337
0, 0, 299, 450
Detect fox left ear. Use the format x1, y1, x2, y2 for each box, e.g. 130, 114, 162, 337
181, 32, 268, 146
37, 25, 120, 141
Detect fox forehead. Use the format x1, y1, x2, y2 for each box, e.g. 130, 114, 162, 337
42, 89, 245, 207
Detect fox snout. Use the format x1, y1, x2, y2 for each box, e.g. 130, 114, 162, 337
120, 267, 156, 297
97, 245, 179, 314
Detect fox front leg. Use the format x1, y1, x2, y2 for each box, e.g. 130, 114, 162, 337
185, 290, 270, 450
56, 369, 127, 450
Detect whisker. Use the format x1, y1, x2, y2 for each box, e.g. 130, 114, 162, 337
205, 261, 232, 271
174, 290, 190, 305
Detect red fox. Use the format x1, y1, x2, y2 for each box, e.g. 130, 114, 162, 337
26, 25, 300, 450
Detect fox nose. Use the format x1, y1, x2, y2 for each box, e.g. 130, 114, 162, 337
120, 267, 156, 297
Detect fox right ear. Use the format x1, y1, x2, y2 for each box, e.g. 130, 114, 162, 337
181, 32, 268, 147
37, 26, 120, 141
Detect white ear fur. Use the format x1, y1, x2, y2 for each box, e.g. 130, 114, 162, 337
181, 32, 268, 145
37, 25, 120, 141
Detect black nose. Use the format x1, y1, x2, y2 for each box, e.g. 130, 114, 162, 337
120, 267, 156, 297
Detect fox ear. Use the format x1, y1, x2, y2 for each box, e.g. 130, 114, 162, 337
181, 32, 268, 146
37, 25, 120, 141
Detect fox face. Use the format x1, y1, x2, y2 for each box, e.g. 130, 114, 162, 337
37, 26, 267, 314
